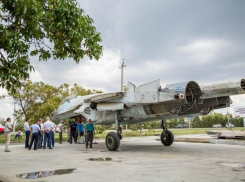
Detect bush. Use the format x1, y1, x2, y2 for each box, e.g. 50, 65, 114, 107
95, 125, 105, 134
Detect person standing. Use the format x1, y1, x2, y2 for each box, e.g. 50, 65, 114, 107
51, 120, 56, 148
77, 121, 84, 144
67, 121, 71, 142
24, 118, 31, 149
38, 119, 44, 149
4, 118, 12, 152
57, 120, 63, 144
75, 119, 79, 143
43, 117, 53, 149
69, 121, 77, 144
29, 120, 41, 150
85, 119, 95, 149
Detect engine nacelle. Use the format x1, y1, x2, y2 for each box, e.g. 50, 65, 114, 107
201, 79, 245, 99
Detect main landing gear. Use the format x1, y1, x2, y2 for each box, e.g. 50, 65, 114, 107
160, 120, 174, 146
105, 113, 122, 151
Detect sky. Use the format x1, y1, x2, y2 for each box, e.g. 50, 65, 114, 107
1, 0, 245, 121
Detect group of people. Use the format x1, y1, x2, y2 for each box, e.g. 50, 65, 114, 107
24, 117, 62, 150
4, 116, 95, 152
68, 118, 95, 149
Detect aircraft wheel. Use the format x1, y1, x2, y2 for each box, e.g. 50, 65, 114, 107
160, 130, 174, 146
106, 132, 120, 151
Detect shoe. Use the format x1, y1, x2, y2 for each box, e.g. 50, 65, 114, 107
90, 147, 93, 148
4, 149, 10, 152
86, 146, 88, 149
34, 149, 37, 150
43, 148, 46, 149
28, 148, 31, 150
49, 148, 53, 149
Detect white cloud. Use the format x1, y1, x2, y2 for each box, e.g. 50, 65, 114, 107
29, 70, 43, 82
178, 39, 228, 63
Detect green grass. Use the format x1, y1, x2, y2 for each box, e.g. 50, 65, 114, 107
0, 127, 244, 144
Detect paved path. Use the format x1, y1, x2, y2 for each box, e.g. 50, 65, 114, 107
0, 136, 245, 182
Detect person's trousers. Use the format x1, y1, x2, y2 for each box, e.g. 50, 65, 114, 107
43, 132, 51, 148
70, 132, 76, 144
75, 131, 78, 142
86, 131, 93, 148
51, 131, 54, 147
38, 134, 43, 148
59, 132, 62, 144
29, 133, 39, 150
5, 132, 11, 150
15, 134, 20, 139
25, 130, 30, 148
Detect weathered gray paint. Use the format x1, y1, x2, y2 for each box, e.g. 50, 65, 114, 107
51, 79, 245, 125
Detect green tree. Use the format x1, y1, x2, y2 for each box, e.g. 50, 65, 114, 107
0, 0, 102, 93
70, 83, 103, 96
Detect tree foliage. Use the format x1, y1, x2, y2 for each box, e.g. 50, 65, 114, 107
0, 0, 103, 93
167, 113, 243, 128
9, 80, 102, 125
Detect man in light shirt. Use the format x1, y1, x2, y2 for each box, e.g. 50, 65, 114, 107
38, 119, 44, 149
43, 117, 53, 149
51, 120, 56, 148
24, 118, 31, 149
29, 120, 41, 150
4, 117, 12, 152
57, 120, 63, 144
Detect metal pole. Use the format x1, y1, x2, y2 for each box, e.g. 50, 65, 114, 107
119, 60, 126, 92
13, 102, 16, 132
121, 62, 124, 92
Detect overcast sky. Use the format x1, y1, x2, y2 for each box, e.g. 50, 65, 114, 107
1, 0, 245, 121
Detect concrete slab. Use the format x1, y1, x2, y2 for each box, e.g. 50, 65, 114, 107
0, 136, 245, 182
206, 130, 245, 139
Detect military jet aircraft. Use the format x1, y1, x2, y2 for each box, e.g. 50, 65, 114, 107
51, 79, 245, 151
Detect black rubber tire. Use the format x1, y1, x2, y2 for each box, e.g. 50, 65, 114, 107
105, 132, 120, 151
160, 130, 174, 146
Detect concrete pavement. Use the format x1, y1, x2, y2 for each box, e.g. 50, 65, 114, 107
0, 136, 245, 182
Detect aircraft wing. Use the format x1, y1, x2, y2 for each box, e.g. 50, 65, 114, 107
84, 92, 125, 103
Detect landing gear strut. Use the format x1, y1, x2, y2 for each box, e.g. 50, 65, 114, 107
160, 120, 174, 146
105, 112, 122, 151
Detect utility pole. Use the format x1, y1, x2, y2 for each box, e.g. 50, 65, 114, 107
119, 60, 127, 92
119, 60, 127, 130
13, 101, 17, 132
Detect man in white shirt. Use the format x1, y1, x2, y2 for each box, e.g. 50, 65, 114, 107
24, 118, 30, 149
4, 118, 12, 152
57, 120, 63, 144
51, 121, 56, 148
43, 117, 53, 149
38, 119, 44, 149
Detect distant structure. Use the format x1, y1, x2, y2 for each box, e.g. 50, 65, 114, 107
234, 106, 245, 128
0, 117, 5, 123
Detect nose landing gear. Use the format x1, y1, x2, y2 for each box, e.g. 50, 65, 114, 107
105, 112, 122, 151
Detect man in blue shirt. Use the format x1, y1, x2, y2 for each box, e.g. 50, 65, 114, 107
77, 121, 84, 144
85, 119, 95, 149
29, 120, 41, 150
